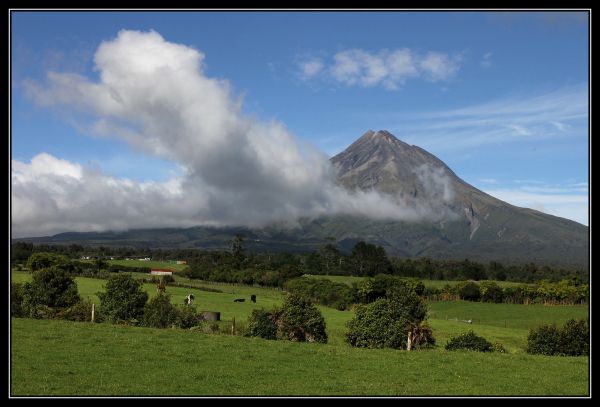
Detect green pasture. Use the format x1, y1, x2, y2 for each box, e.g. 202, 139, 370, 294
10, 271, 589, 396
106, 259, 188, 272
11, 318, 588, 396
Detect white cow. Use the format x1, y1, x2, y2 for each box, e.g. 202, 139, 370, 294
184, 293, 195, 305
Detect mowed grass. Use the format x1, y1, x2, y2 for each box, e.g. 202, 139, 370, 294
11, 318, 589, 396
11, 271, 589, 395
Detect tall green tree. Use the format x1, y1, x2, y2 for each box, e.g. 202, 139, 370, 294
97, 274, 148, 323
22, 267, 81, 318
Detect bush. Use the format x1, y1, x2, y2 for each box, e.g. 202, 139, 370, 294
26, 252, 72, 272
346, 285, 431, 350
59, 299, 102, 322
97, 274, 148, 323
247, 309, 278, 340
559, 319, 589, 356
141, 293, 179, 328
492, 342, 507, 353
527, 319, 588, 356
177, 305, 202, 329
445, 331, 494, 352
11, 282, 25, 317
480, 281, 503, 303
22, 267, 81, 318
457, 281, 481, 301
277, 294, 327, 343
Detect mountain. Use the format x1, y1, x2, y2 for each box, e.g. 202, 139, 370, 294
327, 130, 589, 267
14, 130, 589, 268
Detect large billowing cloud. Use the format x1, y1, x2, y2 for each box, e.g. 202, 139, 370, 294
13, 30, 455, 237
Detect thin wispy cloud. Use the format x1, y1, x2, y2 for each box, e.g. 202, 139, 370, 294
297, 48, 462, 90
379, 84, 588, 152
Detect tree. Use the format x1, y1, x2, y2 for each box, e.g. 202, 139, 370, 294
26, 252, 72, 272
457, 281, 481, 301
97, 274, 148, 323
349, 241, 392, 276
22, 267, 81, 318
247, 309, 278, 340
95, 257, 108, 273
277, 294, 328, 343
231, 233, 246, 269
346, 284, 431, 350
141, 293, 179, 328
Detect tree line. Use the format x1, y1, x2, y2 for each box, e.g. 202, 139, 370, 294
11, 238, 588, 286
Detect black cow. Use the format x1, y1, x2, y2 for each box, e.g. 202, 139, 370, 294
250, 294, 256, 303
234, 298, 245, 302
184, 293, 195, 305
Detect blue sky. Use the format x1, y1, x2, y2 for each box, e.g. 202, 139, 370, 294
11, 11, 589, 236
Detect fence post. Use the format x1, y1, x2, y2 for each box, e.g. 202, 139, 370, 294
231, 317, 236, 335
91, 303, 95, 323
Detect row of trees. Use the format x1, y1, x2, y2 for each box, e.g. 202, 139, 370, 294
285, 275, 589, 309
11, 240, 588, 284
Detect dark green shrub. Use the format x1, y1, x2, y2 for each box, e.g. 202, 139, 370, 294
247, 309, 278, 340
277, 294, 327, 343
346, 299, 406, 349
177, 305, 202, 329
22, 267, 81, 318
11, 282, 25, 317
559, 319, 589, 356
526, 324, 562, 355
26, 252, 72, 272
445, 331, 493, 352
97, 274, 148, 323
346, 285, 431, 350
527, 319, 589, 356
141, 293, 179, 328
59, 299, 102, 322
480, 281, 503, 303
457, 281, 481, 301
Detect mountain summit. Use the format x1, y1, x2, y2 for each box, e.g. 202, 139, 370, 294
328, 130, 588, 265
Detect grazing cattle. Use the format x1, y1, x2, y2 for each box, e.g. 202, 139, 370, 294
234, 298, 245, 302
184, 293, 195, 305
250, 294, 256, 303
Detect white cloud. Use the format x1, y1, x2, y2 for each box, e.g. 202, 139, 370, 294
14, 30, 457, 237
299, 57, 324, 79
299, 47, 461, 90
420, 51, 461, 81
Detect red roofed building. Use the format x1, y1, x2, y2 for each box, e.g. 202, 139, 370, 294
150, 269, 173, 276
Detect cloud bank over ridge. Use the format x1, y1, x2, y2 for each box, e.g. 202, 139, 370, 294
13, 30, 455, 237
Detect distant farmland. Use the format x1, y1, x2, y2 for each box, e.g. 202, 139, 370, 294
106, 259, 188, 272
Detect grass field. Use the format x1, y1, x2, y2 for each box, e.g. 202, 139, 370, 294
10, 271, 589, 396
11, 318, 589, 396
106, 259, 188, 272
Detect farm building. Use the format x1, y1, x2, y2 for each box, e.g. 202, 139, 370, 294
150, 269, 173, 276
